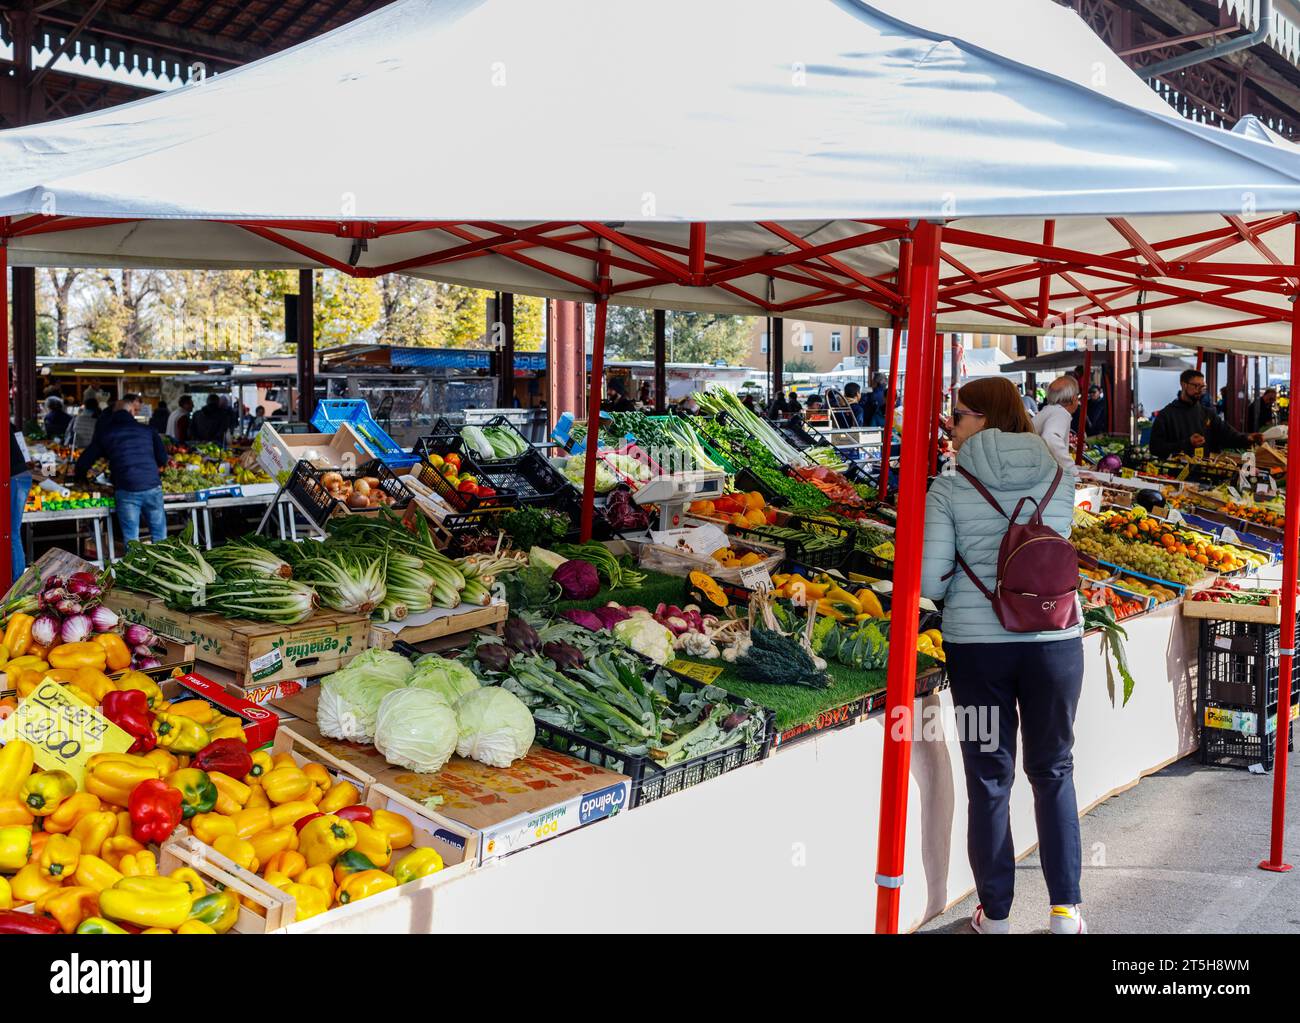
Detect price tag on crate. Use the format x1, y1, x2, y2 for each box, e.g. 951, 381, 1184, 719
0, 679, 133, 784
739, 562, 774, 592
1227, 486, 1243, 502
1221, 526, 1243, 545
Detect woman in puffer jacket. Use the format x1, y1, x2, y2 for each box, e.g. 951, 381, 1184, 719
922, 376, 1085, 935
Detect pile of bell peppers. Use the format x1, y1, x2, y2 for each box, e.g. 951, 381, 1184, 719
0, 729, 444, 932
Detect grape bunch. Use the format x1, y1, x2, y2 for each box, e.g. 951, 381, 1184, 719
1073, 529, 1206, 585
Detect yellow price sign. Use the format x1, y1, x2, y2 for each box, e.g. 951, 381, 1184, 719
667, 659, 723, 685
1, 680, 133, 785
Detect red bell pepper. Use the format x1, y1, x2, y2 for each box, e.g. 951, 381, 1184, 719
101, 688, 156, 754
128, 778, 183, 844
0, 910, 62, 934
334, 805, 373, 825
293, 811, 325, 832
193, 738, 252, 780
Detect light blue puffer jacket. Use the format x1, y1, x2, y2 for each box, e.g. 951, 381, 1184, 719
921, 429, 1082, 645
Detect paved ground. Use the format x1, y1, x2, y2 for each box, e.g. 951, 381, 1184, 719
920, 749, 1300, 934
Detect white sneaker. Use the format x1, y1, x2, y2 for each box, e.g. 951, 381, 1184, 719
970, 905, 1011, 934
1049, 905, 1087, 934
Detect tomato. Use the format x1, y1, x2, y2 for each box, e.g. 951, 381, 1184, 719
444, 452, 461, 469
477, 486, 496, 498
457, 480, 480, 495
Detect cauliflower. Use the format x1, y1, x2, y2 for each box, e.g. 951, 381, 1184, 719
613, 617, 675, 664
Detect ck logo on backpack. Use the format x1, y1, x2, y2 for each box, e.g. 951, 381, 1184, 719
950, 465, 1080, 633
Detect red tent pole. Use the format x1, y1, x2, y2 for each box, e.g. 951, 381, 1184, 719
1260, 225, 1300, 874
1196, 347, 1204, 373
874, 220, 941, 933
929, 333, 944, 476
579, 255, 611, 542
0, 241, 10, 586
879, 319, 902, 500
1075, 346, 1093, 465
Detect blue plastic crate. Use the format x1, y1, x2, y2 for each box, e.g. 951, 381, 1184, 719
310, 399, 420, 470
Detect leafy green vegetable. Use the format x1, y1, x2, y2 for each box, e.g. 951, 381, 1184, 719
374, 688, 460, 773
501, 507, 571, 551
734, 626, 831, 689
1085, 606, 1136, 706
317, 648, 417, 742
407, 655, 481, 704
502, 566, 562, 610
453, 686, 536, 767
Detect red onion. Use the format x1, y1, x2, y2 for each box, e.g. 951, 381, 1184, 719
31, 614, 59, 648
123, 623, 156, 649
133, 657, 161, 670
55, 598, 83, 617
66, 573, 97, 597
41, 575, 65, 592
90, 606, 119, 633
60, 614, 93, 644
132, 644, 156, 658
39, 587, 66, 608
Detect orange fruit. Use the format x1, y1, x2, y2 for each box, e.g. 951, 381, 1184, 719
745, 508, 767, 527
731, 513, 749, 527
745, 491, 765, 511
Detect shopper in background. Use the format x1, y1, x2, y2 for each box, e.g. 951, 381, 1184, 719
149, 400, 170, 435
921, 375, 1086, 935
92, 393, 141, 445
189, 394, 228, 443
43, 397, 70, 441
865, 373, 889, 427
10, 423, 34, 582
167, 395, 194, 443
1019, 386, 1039, 416
65, 397, 99, 450
1150, 370, 1261, 458
245, 405, 267, 440
843, 381, 867, 426
219, 395, 240, 438
74, 404, 169, 544
1085, 385, 1107, 436
1033, 376, 1079, 471
1246, 387, 1278, 434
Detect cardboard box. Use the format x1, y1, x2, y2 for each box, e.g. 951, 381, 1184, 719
272, 686, 630, 863
160, 671, 280, 748
252, 420, 371, 486
104, 589, 371, 687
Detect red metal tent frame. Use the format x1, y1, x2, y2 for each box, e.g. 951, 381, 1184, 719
3, 210, 1297, 931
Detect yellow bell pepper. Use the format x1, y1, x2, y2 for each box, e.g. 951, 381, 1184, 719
113, 670, 163, 708
232, 806, 273, 840
48, 641, 108, 671
284, 882, 330, 921
140, 927, 172, 934
271, 752, 296, 770
99, 875, 194, 930
392, 846, 444, 885
11, 861, 62, 903
92, 633, 132, 673
299, 814, 357, 867
38, 833, 81, 881
213, 835, 259, 874
371, 808, 414, 851
191, 812, 237, 846
118, 850, 158, 877
262, 765, 311, 805
302, 762, 331, 791
75, 916, 129, 934
318, 780, 361, 814
0, 875, 11, 910
144, 748, 180, 778
177, 919, 215, 934
36, 884, 100, 933
263, 849, 306, 880
62, 682, 98, 707
209, 772, 251, 815
73, 666, 118, 703
114, 810, 133, 836
42, 792, 102, 834
351, 821, 392, 869
297, 863, 336, 903
15, 669, 45, 699
263, 870, 292, 890
99, 836, 145, 871
187, 890, 239, 933
0, 739, 34, 799
0, 799, 33, 828
84, 753, 160, 807
857, 589, 885, 618
3, 613, 34, 658
205, 717, 247, 743
74, 855, 124, 894
248, 825, 297, 865
0, 823, 31, 873
153, 711, 207, 754
166, 699, 214, 725
268, 799, 318, 830
70, 811, 118, 859
169, 867, 207, 899
244, 750, 273, 785
304, 783, 325, 806
337, 869, 396, 904
20, 769, 77, 816
245, 784, 270, 809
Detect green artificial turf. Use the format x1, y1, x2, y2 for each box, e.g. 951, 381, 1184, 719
554, 569, 691, 616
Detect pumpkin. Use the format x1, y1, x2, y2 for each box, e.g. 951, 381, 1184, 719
689, 571, 728, 610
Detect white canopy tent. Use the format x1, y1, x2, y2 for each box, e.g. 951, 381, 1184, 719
3, 0, 1300, 930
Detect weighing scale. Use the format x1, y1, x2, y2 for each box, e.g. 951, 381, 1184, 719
631, 469, 726, 532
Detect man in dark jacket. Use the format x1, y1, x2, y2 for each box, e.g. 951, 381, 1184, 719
74, 408, 169, 543
43, 397, 70, 441
1084, 385, 1107, 436
1246, 387, 1278, 434
188, 395, 228, 444
1150, 370, 1262, 458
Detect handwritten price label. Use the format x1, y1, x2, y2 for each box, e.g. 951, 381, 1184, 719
666, 659, 724, 685
1, 681, 132, 784
739, 562, 774, 592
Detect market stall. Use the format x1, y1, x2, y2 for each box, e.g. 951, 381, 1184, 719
6, 0, 1300, 935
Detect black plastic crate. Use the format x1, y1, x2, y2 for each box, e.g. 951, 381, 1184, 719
284, 458, 414, 528
731, 512, 853, 570
734, 466, 790, 507
776, 416, 821, 452
477, 448, 573, 506
528, 672, 776, 808
1201, 714, 1293, 770
413, 435, 517, 512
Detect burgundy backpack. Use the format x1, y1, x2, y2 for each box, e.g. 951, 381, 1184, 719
951, 464, 1080, 633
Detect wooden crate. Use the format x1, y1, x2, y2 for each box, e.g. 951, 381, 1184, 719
104, 589, 371, 687
369, 599, 507, 650
1182, 594, 1281, 624
159, 835, 297, 933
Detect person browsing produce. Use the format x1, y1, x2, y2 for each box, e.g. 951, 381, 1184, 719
1149, 370, 1261, 458
921, 375, 1087, 936
74, 406, 169, 543
1032, 376, 1079, 471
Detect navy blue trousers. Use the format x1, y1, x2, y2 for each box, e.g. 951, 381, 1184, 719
945, 638, 1084, 918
